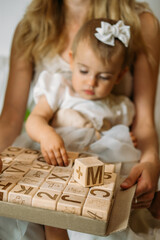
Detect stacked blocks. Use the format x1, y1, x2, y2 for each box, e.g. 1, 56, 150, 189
0, 146, 117, 222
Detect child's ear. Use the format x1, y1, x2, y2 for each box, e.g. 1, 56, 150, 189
115, 67, 128, 85
69, 50, 74, 70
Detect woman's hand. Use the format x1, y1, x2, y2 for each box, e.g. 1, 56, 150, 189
121, 160, 160, 209
40, 129, 68, 167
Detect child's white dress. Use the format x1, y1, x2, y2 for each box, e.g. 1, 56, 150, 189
33, 70, 141, 164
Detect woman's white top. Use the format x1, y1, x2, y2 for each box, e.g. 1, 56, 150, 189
33, 71, 135, 131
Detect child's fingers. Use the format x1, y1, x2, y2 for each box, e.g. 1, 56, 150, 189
129, 132, 138, 147
42, 149, 52, 165
48, 150, 58, 166
54, 149, 64, 166
60, 148, 68, 166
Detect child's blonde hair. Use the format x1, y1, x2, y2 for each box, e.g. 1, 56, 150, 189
71, 18, 129, 68
15, 0, 159, 67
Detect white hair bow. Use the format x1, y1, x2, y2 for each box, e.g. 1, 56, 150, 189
94, 20, 130, 47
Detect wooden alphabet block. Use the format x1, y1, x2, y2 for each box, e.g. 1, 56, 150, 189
88, 186, 113, 201
57, 193, 85, 215
104, 163, 115, 173
0, 180, 16, 201
82, 197, 111, 221
46, 172, 71, 184
74, 157, 104, 187
25, 169, 49, 179
32, 189, 61, 210
0, 152, 16, 162
8, 184, 38, 206
4, 163, 30, 176
52, 166, 73, 175
68, 175, 83, 186
1, 164, 9, 172
1, 146, 23, 157
18, 177, 44, 188
63, 183, 89, 197
31, 160, 54, 172
67, 151, 80, 160
0, 173, 22, 183
40, 181, 65, 193
103, 172, 117, 185
14, 152, 38, 163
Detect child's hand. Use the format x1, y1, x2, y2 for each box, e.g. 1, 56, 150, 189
40, 129, 68, 166
121, 161, 160, 209
129, 131, 137, 147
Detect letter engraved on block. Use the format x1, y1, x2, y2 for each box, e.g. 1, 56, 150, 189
6, 167, 25, 173
87, 210, 103, 220
87, 166, 103, 185
76, 167, 83, 179
0, 182, 12, 190
37, 192, 58, 200
33, 163, 51, 171
24, 150, 39, 155
90, 189, 110, 198
0, 153, 15, 158
104, 172, 112, 179
61, 194, 81, 204
7, 147, 21, 152
48, 174, 68, 182
14, 185, 34, 195
0, 192, 3, 200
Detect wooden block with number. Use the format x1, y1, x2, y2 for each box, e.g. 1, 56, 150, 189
74, 157, 104, 187
32, 189, 61, 210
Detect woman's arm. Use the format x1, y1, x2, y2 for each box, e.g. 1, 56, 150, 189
121, 12, 160, 208
26, 96, 68, 166
0, 26, 34, 152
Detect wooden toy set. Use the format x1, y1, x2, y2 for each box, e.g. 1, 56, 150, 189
0, 146, 136, 236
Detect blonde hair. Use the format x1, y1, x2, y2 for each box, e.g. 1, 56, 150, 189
72, 18, 128, 68
15, 0, 158, 66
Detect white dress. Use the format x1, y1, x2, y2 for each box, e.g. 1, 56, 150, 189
33, 70, 140, 163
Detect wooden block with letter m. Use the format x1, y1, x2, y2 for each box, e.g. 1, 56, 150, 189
74, 157, 104, 187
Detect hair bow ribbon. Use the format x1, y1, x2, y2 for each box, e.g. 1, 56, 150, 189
95, 20, 130, 47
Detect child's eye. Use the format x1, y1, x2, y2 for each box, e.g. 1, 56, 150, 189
99, 75, 111, 81
80, 69, 88, 74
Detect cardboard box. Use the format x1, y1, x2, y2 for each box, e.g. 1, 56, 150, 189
0, 147, 136, 236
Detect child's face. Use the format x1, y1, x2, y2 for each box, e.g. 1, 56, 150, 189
70, 41, 124, 100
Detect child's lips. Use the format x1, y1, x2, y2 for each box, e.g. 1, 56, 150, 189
84, 89, 95, 95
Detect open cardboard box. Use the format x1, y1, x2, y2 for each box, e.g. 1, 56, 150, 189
0, 148, 136, 236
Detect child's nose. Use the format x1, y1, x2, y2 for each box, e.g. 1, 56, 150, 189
87, 76, 96, 86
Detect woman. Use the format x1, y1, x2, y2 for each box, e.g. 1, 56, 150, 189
0, 0, 159, 239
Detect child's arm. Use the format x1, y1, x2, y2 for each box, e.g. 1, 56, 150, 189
26, 96, 68, 166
